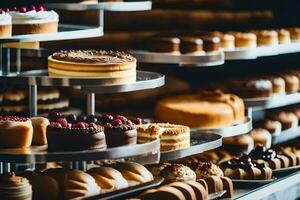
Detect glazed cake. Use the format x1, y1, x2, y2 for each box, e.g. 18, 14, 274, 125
0, 10, 12, 38
137, 123, 190, 152
48, 50, 137, 83
155, 90, 245, 129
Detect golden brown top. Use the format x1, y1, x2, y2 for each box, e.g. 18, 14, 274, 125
0, 172, 30, 187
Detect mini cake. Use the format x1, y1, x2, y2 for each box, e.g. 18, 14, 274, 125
9, 5, 58, 35
251, 30, 279, 46
31, 117, 49, 145
146, 37, 180, 54
249, 145, 291, 169
0, 116, 33, 148
87, 167, 128, 193
264, 76, 285, 94
46, 114, 106, 151
48, 50, 137, 84
137, 123, 190, 152
227, 78, 273, 98
180, 37, 204, 55
288, 28, 300, 42
211, 32, 235, 51
223, 134, 254, 154
189, 162, 224, 179
155, 90, 245, 129
280, 74, 299, 92
270, 111, 298, 130
0, 10, 12, 38
221, 154, 273, 180
161, 163, 196, 183
230, 32, 257, 49
261, 120, 282, 136
64, 170, 100, 200
0, 172, 32, 200
202, 35, 221, 53
277, 29, 291, 44
250, 128, 272, 148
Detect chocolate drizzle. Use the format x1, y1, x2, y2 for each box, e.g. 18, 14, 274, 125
221, 154, 266, 170
52, 50, 136, 64
249, 145, 277, 161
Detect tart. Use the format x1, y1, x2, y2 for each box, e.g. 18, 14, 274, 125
0, 10, 12, 38
0, 116, 33, 148
48, 50, 137, 84
137, 123, 190, 151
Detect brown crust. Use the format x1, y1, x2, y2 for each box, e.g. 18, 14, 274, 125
137, 123, 190, 136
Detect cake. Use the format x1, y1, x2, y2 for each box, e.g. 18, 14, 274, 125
9, 5, 58, 35
277, 29, 291, 44
270, 111, 298, 130
48, 50, 137, 83
189, 162, 224, 179
280, 74, 299, 92
0, 172, 32, 200
0, 116, 33, 148
202, 35, 221, 53
192, 149, 233, 165
30, 117, 49, 145
155, 90, 245, 129
64, 170, 100, 200
261, 120, 282, 136
220, 154, 273, 180
223, 134, 254, 154
46, 114, 106, 151
180, 37, 204, 55
211, 31, 235, 51
250, 128, 272, 148
264, 76, 285, 94
87, 167, 128, 193
137, 123, 190, 152
230, 32, 257, 49
288, 27, 300, 42
0, 10, 12, 38
251, 30, 279, 46
161, 163, 196, 183
146, 36, 180, 54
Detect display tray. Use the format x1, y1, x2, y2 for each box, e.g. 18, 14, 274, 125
130, 50, 225, 67
224, 48, 257, 60
272, 126, 300, 145
0, 139, 159, 164
83, 178, 164, 200
45, 1, 152, 11
193, 117, 252, 137
232, 178, 275, 188
159, 132, 222, 162
243, 93, 300, 110
0, 24, 103, 43
272, 165, 300, 174
0, 69, 165, 94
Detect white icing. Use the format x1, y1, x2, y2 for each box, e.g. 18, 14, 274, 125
10, 10, 59, 24
0, 12, 12, 25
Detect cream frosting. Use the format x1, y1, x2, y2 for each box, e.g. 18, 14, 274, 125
0, 12, 11, 25
10, 10, 59, 24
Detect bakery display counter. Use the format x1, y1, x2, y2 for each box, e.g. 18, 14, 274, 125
45, 1, 152, 12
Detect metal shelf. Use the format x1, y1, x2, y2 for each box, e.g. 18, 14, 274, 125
160, 132, 222, 162
130, 50, 225, 67
272, 127, 300, 145
45, 1, 152, 11
244, 93, 300, 110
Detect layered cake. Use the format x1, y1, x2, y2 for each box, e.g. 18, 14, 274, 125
155, 90, 245, 129
9, 5, 58, 35
0, 10, 12, 38
46, 115, 106, 151
48, 50, 137, 83
137, 123, 190, 151
0, 116, 33, 148
221, 154, 273, 180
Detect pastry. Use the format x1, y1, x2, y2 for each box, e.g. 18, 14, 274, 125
222, 134, 254, 154
261, 120, 282, 136
203, 176, 223, 193
0, 172, 32, 200
0, 10, 12, 38
48, 50, 137, 84
64, 170, 100, 200
161, 163, 196, 183
155, 90, 245, 129
197, 179, 208, 192
139, 186, 185, 200
112, 162, 153, 186
46, 114, 106, 151
167, 182, 196, 200
189, 162, 223, 179
9, 5, 58, 35
277, 29, 291, 44
288, 27, 300, 42
146, 163, 171, 177
265, 76, 285, 94
230, 32, 257, 49
202, 36, 221, 53
211, 32, 235, 51
271, 111, 298, 130
30, 117, 49, 145
87, 167, 128, 193
146, 37, 180, 54
252, 30, 279, 46
221, 154, 273, 180
250, 128, 272, 148
180, 37, 204, 55
220, 177, 234, 198
185, 181, 208, 200
193, 149, 234, 165
0, 116, 33, 148
280, 74, 299, 92
43, 168, 67, 193
137, 123, 190, 151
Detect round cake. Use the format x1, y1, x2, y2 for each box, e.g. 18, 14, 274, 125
146, 36, 181, 54
0, 10, 12, 38
180, 36, 204, 55
48, 50, 137, 83
9, 5, 58, 35
230, 32, 257, 49
155, 91, 245, 129
251, 30, 279, 46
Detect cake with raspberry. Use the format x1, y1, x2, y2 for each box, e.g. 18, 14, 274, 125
0, 9, 12, 38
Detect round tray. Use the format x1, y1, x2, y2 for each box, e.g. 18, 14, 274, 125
0, 69, 165, 94
160, 132, 222, 162
193, 117, 252, 137
0, 24, 103, 43
45, 1, 152, 11
0, 139, 159, 164
130, 50, 225, 67
244, 93, 300, 110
